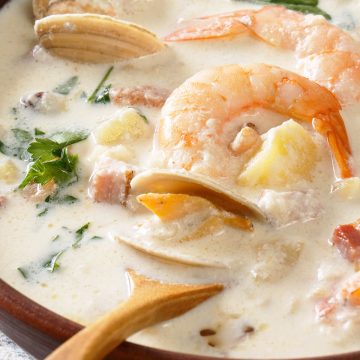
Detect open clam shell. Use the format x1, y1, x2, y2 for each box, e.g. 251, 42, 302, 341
34, 14, 165, 63
131, 170, 267, 221
115, 235, 227, 268
33, 0, 117, 20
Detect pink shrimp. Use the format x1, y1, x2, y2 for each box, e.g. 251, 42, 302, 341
164, 6, 360, 105
154, 64, 353, 180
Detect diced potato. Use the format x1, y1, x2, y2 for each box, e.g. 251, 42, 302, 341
237, 120, 317, 188
251, 239, 303, 282
93, 107, 150, 145
0, 160, 20, 184
332, 177, 360, 200
137, 193, 214, 221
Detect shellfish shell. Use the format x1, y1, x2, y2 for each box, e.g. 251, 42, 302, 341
33, 0, 117, 20
131, 169, 267, 221
34, 14, 165, 63
115, 235, 228, 268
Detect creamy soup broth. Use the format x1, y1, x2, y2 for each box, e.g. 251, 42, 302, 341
1, 0, 360, 358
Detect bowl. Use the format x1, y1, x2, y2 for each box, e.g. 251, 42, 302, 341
0, 0, 360, 359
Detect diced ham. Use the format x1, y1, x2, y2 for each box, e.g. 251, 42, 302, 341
22, 180, 57, 203
332, 219, 360, 262
0, 195, 6, 208
89, 158, 134, 206
110, 85, 170, 108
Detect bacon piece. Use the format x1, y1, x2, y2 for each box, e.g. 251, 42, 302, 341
332, 219, 360, 262
21, 180, 57, 203
0, 195, 6, 208
89, 158, 134, 206
110, 85, 170, 108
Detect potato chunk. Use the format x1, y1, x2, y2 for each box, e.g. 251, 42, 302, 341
94, 107, 149, 145
237, 120, 317, 187
0, 160, 20, 184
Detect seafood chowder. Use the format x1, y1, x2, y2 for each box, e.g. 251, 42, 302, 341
1, 0, 360, 358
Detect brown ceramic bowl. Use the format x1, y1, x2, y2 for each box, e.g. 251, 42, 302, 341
1, 1, 360, 359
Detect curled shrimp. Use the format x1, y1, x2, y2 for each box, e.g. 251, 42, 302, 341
154, 64, 353, 180
164, 6, 360, 106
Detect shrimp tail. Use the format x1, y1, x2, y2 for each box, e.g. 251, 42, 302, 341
313, 115, 353, 179
164, 16, 249, 42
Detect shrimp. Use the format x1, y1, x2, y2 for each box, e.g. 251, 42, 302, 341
164, 6, 360, 105
154, 64, 353, 180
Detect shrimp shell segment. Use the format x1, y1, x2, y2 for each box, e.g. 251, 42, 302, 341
34, 14, 165, 63
131, 169, 267, 220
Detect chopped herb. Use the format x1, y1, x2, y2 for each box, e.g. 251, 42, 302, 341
94, 84, 112, 104
0, 140, 7, 154
53, 76, 79, 95
90, 236, 103, 240
87, 66, 114, 104
51, 235, 60, 241
45, 193, 78, 204
18, 131, 88, 189
17, 267, 28, 279
235, 0, 331, 19
37, 208, 48, 217
35, 128, 46, 136
43, 250, 65, 272
73, 222, 90, 248
131, 107, 149, 124
11, 128, 33, 143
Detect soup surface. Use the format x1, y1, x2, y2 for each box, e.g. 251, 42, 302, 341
1, 0, 360, 358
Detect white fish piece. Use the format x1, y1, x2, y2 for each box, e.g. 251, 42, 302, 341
115, 234, 227, 269
131, 169, 267, 221
34, 14, 165, 63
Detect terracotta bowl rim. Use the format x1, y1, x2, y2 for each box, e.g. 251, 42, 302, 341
1, 0, 360, 359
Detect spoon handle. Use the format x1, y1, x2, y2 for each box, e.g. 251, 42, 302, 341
45, 270, 223, 360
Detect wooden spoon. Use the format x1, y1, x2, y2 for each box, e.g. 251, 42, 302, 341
45, 269, 223, 360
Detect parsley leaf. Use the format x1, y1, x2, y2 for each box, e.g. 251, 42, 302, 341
73, 222, 90, 248
53, 76, 79, 95
235, 0, 331, 19
19, 131, 88, 189
11, 128, 33, 143
43, 250, 65, 272
17, 267, 28, 279
87, 66, 114, 104
35, 128, 45, 136
37, 208, 48, 217
94, 84, 112, 104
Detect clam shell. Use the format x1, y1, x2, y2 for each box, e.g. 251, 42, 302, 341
33, 0, 117, 19
115, 235, 227, 268
34, 14, 165, 63
131, 170, 267, 221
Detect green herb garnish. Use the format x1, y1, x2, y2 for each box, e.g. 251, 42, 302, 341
131, 107, 149, 124
236, 0, 331, 19
51, 235, 60, 241
87, 66, 114, 104
73, 222, 90, 248
93, 84, 112, 104
35, 128, 46, 136
37, 208, 48, 217
90, 236, 103, 240
17, 267, 28, 279
11, 128, 33, 143
43, 250, 65, 272
19, 131, 88, 189
0, 140, 7, 154
53, 76, 79, 95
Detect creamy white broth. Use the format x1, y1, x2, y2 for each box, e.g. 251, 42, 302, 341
1, 0, 360, 358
